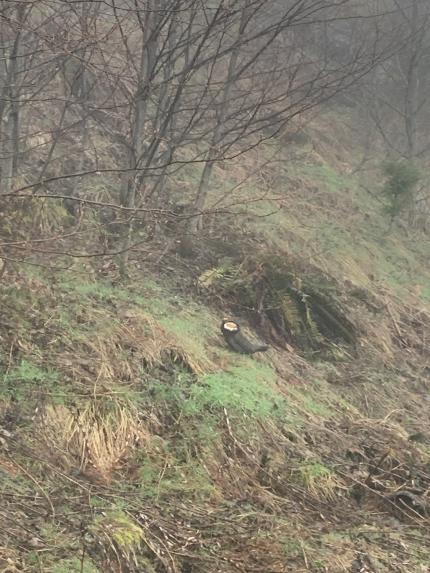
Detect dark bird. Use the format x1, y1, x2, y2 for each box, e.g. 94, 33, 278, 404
220, 319, 269, 355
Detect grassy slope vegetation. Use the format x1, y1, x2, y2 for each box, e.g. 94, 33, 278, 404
1, 114, 430, 573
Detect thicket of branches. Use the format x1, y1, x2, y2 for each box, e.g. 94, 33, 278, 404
0, 0, 424, 271
346, 0, 430, 229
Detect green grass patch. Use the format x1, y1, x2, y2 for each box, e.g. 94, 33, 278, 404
138, 456, 216, 502
3, 359, 58, 384
290, 163, 347, 194
142, 361, 284, 422
288, 381, 335, 419
191, 362, 282, 418
56, 274, 170, 311
158, 305, 218, 359
1, 359, 65, 405
283, 538, 303, 559
92, 510, 143, 552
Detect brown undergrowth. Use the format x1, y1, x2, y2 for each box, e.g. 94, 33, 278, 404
0, 250, 429, 573
1, 124, 430, 570
37, 401, 149, 484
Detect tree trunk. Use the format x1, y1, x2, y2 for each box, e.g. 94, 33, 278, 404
190, 3, 251, 234
0, 4, 26, 192
404, 0, 419, 159
118, 1, 156, 275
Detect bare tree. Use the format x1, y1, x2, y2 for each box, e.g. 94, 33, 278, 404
350, 0, 430, 230
0, 2, 29, 192
362, 0, 430, 159
0, 0, 405, 269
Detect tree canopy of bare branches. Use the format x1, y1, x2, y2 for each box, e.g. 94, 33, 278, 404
0, 0, 404, 269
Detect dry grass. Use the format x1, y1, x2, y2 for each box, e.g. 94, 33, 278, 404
294, 461, 344, 502
64, 308, 218, 386
0, 547, 22, 573
1, 112, 430, 573
90, 510, 146, 571
38, 400, 148, 484
118, 310, 218, 374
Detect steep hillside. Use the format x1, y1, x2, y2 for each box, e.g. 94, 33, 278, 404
1, 117, 429, 573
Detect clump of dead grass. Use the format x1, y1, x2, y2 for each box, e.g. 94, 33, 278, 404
118, 310, 217, 375
0, 546, 22, 573
89, 510, 145, 570
38, 400, 148, 484
294, 461, 345, 501
69, 308, 217, 384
